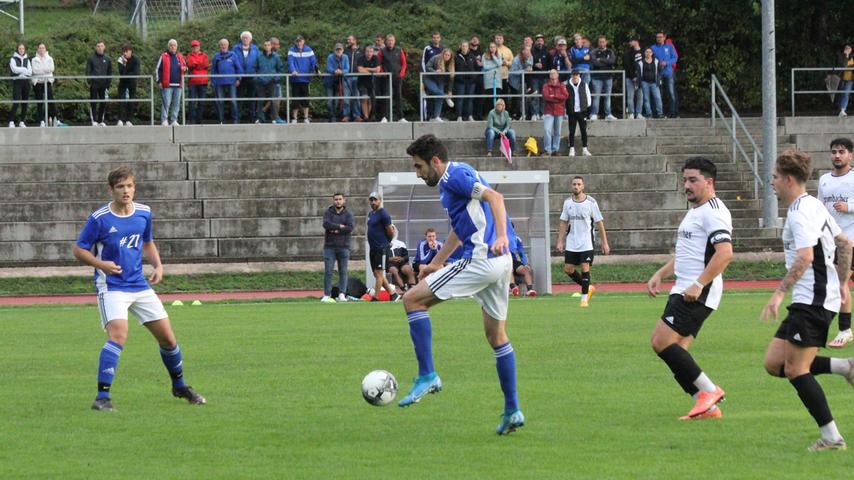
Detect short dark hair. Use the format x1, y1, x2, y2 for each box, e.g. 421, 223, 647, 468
333, 192, 344, 198
425, 228, 436, 235
775, 149, 812, 184
122, 44, 132, 53
406, 134, 448, 163
108, 166, 135, 188
572, 175, 584, 182
830, 137, 853, 152
682, 157, 717, 180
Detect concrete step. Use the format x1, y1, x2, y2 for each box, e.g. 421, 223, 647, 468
0, 162, 188, 183
0, 125, 174, 146
0, 200, 203, 222
0, 143, 180, 164
0, 239, 218, 264
0, 219, 209, 242
655, 135, 790, 146
657, 143, 796, 155
0, 181, 194, 202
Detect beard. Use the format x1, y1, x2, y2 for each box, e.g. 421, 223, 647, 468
423, 168, 440, 187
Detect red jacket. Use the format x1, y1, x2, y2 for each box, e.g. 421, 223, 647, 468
156, 51, 187, 88
542, 81, 568, 116
185, 51, 209, 86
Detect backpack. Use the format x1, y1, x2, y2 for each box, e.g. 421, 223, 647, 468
331, 277, 368, 299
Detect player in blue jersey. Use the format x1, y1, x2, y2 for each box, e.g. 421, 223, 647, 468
72, 166, 206, 411
400, 134, 524, 435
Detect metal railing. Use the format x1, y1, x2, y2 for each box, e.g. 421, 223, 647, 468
0, 74, 156, 124
790, 67, 854, 116
181, 71, 393, 124
710, 74, 763, 198
418, 69, 626, 121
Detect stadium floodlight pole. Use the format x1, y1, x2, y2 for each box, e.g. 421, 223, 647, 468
761, 0, 778, 229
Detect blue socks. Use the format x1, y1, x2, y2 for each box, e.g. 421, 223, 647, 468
160, 345, 186, 389
494, 342, 519, 413
97, 340, 123, 399
407, 310, 434, 377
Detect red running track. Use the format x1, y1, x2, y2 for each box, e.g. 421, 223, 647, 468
0, 280, 780, 306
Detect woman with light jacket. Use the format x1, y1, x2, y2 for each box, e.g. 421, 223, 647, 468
31, 43, 63, 127
481, 42, 503, 98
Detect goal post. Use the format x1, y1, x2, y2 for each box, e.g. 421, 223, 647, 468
371, 170, 552, 295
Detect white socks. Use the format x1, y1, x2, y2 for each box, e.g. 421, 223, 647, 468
693, 372, 717, 393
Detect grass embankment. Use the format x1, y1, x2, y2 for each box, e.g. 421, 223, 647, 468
0, 260, 785, 296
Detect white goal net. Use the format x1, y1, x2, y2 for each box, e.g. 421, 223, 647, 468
129, 0, 237, 40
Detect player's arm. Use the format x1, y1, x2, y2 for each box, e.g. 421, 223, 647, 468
556, 220, 568, 252
761, 246, 812, 323
481, 188, 509, 255
682, 240, 733, 302
835, 233, 852, 306
647, 258, 675, 298
595, 220, 610, 255
142, 241, 165, 285
73, 245, 122, 275
419, 231, 461, 280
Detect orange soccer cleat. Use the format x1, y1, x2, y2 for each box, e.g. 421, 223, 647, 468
687, 386, 726, 418
679, 406, 722, 421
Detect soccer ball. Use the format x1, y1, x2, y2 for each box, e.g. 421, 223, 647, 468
361, 370, 398, 406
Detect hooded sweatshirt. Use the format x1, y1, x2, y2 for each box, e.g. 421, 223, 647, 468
31, 52, 54, 85
9, 52, 31, 79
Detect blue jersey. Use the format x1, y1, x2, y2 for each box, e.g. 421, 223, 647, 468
511, 237, 528, 265
76, 202, 153, 293
366, 207, 392, 249
414, 239, 443, 266
439, 162, 517, 259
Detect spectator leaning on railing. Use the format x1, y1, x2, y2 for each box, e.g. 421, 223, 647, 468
287, 34, 316, 124
8, 43, 31, 128
116, 44, 140, 127
356, 45, 381, 122
424, 48, 455, 122
31, 43, 64, 128
86, 41, 112, 127
569, 33, 591, 84
185, 40, 209, 125
155, 39, 187, 126
255, 39, 285, 124
211, 38, 242, 124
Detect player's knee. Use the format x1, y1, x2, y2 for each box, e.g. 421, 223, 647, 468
108, 331, 128, 346
650, 335, 669, 354
563, 265, 574, 274
763, 359, 784, 377
783, 363, 807, 380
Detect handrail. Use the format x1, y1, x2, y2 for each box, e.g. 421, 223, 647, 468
710, 74, 763, 199
790, 66, 854, 116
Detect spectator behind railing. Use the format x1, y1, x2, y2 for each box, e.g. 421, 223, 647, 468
482, 42, 503, 100
356, 45, 381, 122
530, 34, 551, 120
233, 31, 259, 123
589, 35, 617, 120
652, 30, 678, 118
343, 35, 363, 122
155, 39, 187, 126
116, 44, 140, 126
287, 34, 316, 124
623, 35, 644, 119
639, 46, 663, 119
550, 37, 571, 83
255, 39, 285, 124
211, 38, 242, 124
508, 46, 533, 120
32, 43, 64, 127
8, 43, 31, 128
185, 40, 209, 125
494, 34, 513, 95
424, 48, 454, 122
570, 33, 590, 84
453, 41, 477, 122
377, 34, 407, 123
836, 43, 853, 117
324, 43, 349, 123
86, 41, 112, 126
470, 35, 485, 119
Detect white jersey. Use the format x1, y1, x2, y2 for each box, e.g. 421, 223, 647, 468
671, 197, 733, 310
817, 170, 854, 238
560, 195, 603, 252
782, 194, 842, 312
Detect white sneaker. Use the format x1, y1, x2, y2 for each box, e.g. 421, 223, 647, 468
125, 121, 133, 127
457, 117, 463, 122
171, 121, 180, 126
39, 120, 46, 128
445, 97, 454, 108
380, 117, 388, 123
467, 116, 475, 121
18, 121, 26, 128
116, 120, 124, 126
841, 110, 849, 117
589, 114, 598, 120
582, 147, 592, 156
8, 121, 14, 128
304, 118, 310, 124
320, 296, 336, 304
628, 113, 635, 119
433, 117, 444, 122
569, 147, 576, 156
254, 119, 261, 124
161, 120, 169, 126
290, 118, 298, 124
399, 118, 408, 122
337, 293, 348, 303
636, 114, 645, 119
98, 122, 106, 127
606, 114, 617, 120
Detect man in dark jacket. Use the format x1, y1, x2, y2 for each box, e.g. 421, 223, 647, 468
377, 34, 407, 122
453, 41, 477, 121
322, 193, 355, 303
117, 45, 140, 126
622, 35, 643, 119
589, 35, 616, 120
86, 41, 112, 126
530, 34, 551, 120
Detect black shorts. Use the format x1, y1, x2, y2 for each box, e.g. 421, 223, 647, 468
369, 248, 385, 271
565, 250, 594, 266
660, 294, 714, 338
774, 303, 834, 348
513, 259, 524, 272
358, 83, 374, 97
291, 83, 310, 108
386, 259, 407, 272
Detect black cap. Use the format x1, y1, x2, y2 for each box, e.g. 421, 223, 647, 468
534, 33, 545, 40
571, 68, 582, 75
628, 34, 640, 42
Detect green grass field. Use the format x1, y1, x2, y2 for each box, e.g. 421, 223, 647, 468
3, 291, 854, 479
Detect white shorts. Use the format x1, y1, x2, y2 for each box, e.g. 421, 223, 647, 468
97, 289, 168, 329
425, 255, 512, 320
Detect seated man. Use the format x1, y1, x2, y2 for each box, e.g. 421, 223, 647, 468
387, 225, 416, 291
412, 228, 443, 278
510, 236, 536, 296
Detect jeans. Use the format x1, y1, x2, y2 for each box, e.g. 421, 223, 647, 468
187, 84, 207, 124
543, 114, 563, 153
215, 83, 239, 123
624, 77, 643, 115
641, 81, 663, 118
325, 81, 345, 121
343, 77, 362, 120
838, 80, 853, 112
453, 81, 475, 119
589, 76, 613, 116
160, 86, 182, 123
529, 77, 545, 117
661, 72, 678, 117
323, 246, 350, 297
423, 77, 446, 119
485, 128, 517, 152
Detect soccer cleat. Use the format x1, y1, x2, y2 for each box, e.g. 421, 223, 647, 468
527, 289, 537, 297
320, 296, 336, 303
687, 386, 725, 418
580, 299, 589, 308
172, 385, 207, 405
679, 406, 722, 421
828, 329, 853, 349
511, 286, 519, 296
808, 437, 847, 452
845, 357, 854, 388
91, 397, 114, 412
398, 372, 442, 407
587, 285, 596, 300
496, 409, 525, 435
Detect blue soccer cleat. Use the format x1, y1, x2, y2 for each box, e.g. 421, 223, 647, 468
398, 372, 442, 407
496, 409, 525, 435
